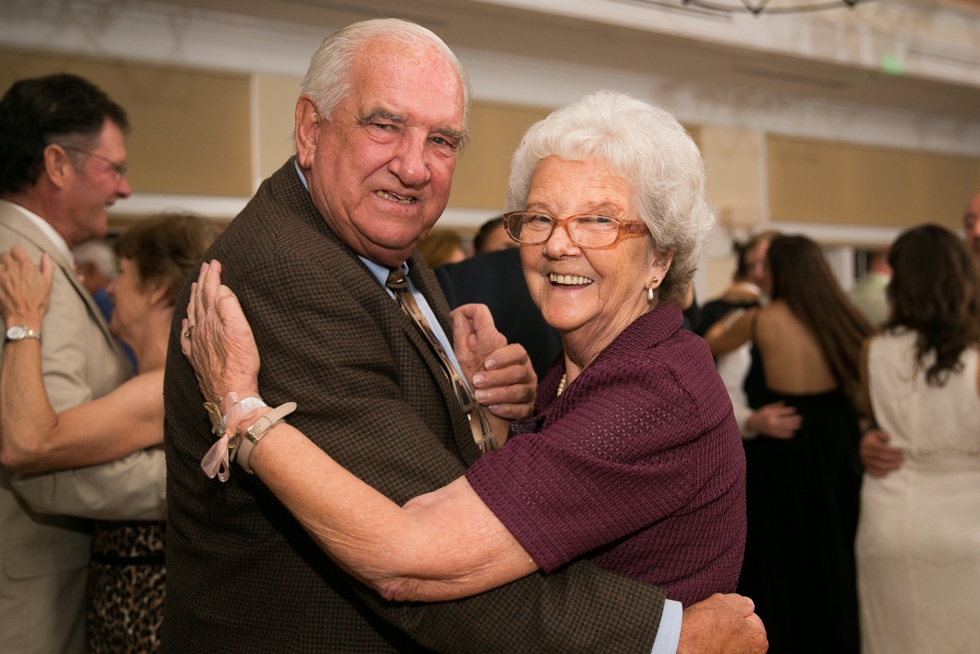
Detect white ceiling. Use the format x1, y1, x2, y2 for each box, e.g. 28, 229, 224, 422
144, 0, 980, 122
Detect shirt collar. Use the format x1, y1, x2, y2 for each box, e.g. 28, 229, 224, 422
0, 199, 75, 267
360, 256, 409, 286
293, 159, 309, 192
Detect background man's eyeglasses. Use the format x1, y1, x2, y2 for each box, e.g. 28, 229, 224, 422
62, 145, 129, 179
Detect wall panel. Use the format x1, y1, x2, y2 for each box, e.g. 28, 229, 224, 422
448, 100, 552, 210
255, 74, 301, 186
768, 135, 980, 229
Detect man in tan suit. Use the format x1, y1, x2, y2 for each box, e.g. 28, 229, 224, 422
0, 74, 166, 654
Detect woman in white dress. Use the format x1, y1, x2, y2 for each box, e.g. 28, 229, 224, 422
857, 223, 980, 654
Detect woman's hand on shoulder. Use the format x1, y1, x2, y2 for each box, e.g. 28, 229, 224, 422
0, 247, 54, 328
181, 260, 261, 404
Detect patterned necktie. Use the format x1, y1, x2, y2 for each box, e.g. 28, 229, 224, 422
385, 269, 500, 454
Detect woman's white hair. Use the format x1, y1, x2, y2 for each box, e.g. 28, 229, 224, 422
506, 90, 713, 305
299, 19, 472, 132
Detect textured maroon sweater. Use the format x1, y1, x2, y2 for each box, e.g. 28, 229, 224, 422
466, 304, 746, 606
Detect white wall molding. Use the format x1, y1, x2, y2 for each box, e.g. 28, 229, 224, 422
436, 207, 503, 229
110, 192, 249, 220
0, 0, 326, 77
763, 220, 903, 245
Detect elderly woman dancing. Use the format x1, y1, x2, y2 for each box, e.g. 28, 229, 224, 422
184, 91, 755, 648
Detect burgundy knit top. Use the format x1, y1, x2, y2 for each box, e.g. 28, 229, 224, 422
466, 303, 746, 606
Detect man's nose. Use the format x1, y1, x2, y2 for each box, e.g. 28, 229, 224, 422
388, 130, 431, 187
117, 176, 132, 199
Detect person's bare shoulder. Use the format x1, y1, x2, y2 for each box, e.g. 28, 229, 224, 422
756, 301, 805, 342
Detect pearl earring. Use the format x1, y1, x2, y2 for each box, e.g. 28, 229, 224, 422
647, 277, 659, 303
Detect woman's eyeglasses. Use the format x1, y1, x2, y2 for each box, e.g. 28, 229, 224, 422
503, 211, 648, 250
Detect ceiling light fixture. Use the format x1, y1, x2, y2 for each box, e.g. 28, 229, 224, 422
632, 0, 880, 16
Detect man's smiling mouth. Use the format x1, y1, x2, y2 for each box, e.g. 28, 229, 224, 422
375, 190, 416, 204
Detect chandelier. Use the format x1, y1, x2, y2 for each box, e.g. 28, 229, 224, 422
619, 0, 880, 16
682, 0, 878, 15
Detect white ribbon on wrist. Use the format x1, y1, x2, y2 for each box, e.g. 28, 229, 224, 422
201, 392, 267, 481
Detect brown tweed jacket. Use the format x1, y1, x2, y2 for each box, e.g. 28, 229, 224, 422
161, 160, 667, 653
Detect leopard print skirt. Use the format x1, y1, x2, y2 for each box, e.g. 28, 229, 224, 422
87, 520, 166, 654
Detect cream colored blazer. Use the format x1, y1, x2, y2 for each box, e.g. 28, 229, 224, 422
0, 201, 166, 654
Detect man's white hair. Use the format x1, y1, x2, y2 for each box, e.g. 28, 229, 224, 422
505, 90, 713, 305
72, 239, 117, 280
300, 19, 472, 132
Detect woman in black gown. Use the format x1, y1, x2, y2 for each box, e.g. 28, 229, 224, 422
707, 235, 872, 654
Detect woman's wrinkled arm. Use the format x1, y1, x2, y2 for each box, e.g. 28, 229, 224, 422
0, 247, 163, 473
184, 261, 538, 601
245, 420, 538, 601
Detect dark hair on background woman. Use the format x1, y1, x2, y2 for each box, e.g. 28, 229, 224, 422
114, 213, 216, 306
886, 224, 980, 386
767, 235, 873, 399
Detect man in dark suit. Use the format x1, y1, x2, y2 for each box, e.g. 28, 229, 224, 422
163, 18, 765, 654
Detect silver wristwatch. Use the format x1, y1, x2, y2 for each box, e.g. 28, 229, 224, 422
5, 326, 41, 343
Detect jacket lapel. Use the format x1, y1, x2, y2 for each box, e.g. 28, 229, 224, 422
0, 205, 130, 367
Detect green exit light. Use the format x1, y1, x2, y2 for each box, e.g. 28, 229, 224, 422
881, 54, 905, 75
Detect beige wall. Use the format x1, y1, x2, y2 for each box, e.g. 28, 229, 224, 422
0, 47, 252, 198
254, 74, 302, 187
699, 126, 765, 300
448, 100, 553, 210
702, 126, 764, 230
768, 135, 980, 230
6, 44, 977, 256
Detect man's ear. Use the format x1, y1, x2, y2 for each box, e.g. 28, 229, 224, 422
78, 261, 98, 279
43, 144, 75, 190
295, 96, 320, 170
